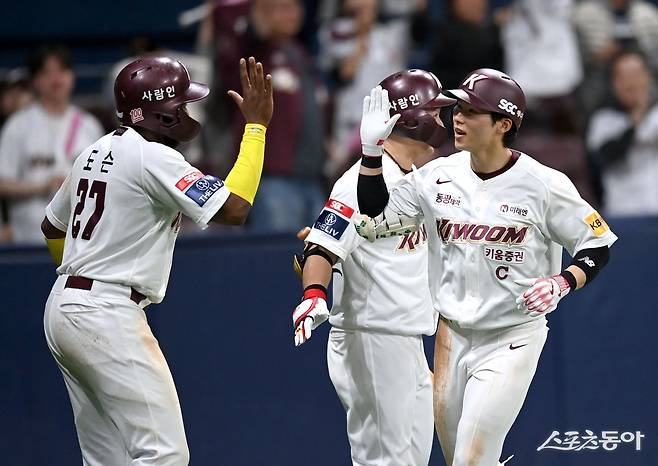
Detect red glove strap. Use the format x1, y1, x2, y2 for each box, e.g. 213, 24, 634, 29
303, 286, 327, 301
551, 274, 571, 295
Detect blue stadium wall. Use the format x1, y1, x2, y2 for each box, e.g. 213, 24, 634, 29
1, 217, 656, 466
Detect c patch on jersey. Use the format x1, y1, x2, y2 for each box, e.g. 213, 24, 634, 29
584, 211, 609, 237
325, 198, 354, 218
314, 209, 349, 240
184, 175, 225, 206
176, 171, 204, 191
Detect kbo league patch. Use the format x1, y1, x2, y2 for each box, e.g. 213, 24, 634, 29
176, 173, 224, 206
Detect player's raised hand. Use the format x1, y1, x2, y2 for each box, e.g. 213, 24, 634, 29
292, 295, 329, 347
360, 85, 401, 156
515, 275, 571, 318
227, 56, 273, 127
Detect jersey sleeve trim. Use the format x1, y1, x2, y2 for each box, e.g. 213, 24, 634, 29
195, 187, 231, 229
305, 231, 351, 262
45, 204, 68, 232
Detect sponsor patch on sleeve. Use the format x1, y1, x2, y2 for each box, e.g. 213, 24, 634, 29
584, 211, 609, 237
325, 198, 354, 218
313, 209, 349, 240
184, 175, 225, 206
176, 171, 204, 191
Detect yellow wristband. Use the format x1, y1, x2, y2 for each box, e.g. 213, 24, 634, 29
224, 124, 267, 205
45, 237, 65, 266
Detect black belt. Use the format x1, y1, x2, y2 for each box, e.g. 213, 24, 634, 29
64, 276, 147, 305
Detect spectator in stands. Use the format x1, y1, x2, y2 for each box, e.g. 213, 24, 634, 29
0, 69, 33, 128
586, 49, 658, 216
499, 0, 583, 129
0, 69, 34, 243
212, 0, 328, 233
573, 0, 658, 115
0, 45, 103, 243
418, 0, 503, 89
318, 0, 417, 173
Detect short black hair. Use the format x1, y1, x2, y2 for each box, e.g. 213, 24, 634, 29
491, 113, 518, 146
609, 47, 651, 77
26, 45, 72, 79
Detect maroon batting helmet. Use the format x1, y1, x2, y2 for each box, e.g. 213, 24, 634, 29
380, 69, 456, 147
444, 68, 526, 129
114, 57, 209, 142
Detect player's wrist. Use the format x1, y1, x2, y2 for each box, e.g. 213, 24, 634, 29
243, 123, 267, 140
303, 284, 327, 302
551, 273, 572, 297
557, 271, 576, 293
362, 143, 384, 157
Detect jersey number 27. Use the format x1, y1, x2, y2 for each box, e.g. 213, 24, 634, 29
71, 178, 106, 240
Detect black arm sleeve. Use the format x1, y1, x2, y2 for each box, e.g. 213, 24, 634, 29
357, 170, 389, 217
569, 245, 611, 284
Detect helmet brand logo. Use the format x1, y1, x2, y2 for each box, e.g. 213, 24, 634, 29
462, 73, 488, 90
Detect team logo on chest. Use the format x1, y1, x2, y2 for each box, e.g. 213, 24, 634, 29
396, 224, 428, 252
437, 218, 530, 245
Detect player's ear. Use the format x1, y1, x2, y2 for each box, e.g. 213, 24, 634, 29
496, 117, 513, 135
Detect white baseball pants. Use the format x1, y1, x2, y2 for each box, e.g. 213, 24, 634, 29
43, 275, 189, 466
327, 327, 434, 466
433, 317, 548, 466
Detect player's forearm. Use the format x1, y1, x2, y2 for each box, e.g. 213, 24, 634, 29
358, 156, 389, 217
224, 123, 266, 205
302, 254, 334, 290
562, 246, 611, 291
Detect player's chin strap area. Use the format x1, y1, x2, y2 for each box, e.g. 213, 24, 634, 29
293, 243, 338, 279
353, 206, 421, 242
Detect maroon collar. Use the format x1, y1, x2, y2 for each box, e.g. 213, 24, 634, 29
474, 150, 520, 180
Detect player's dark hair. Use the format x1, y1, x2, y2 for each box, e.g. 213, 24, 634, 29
26, 45, 72, 79
491, 113, 518, 146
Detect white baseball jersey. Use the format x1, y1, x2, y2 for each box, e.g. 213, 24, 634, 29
387, 150, 618, 330
0, 103, 103, 242
306, 154, 436, 336
46, 126, 230, 303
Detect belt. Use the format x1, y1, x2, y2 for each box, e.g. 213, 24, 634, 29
64, 276, 147, 305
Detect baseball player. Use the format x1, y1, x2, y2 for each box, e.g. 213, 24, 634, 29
355, 69, 617, 466
291, 70, 455, 466
40, 56, 272, 465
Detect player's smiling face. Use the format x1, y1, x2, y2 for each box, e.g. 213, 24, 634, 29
452, 101, 496, 151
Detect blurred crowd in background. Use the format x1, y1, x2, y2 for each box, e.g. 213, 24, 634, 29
1, 0, 657, 244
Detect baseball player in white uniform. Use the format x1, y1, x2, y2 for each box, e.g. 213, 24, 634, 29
0, 46, 103, 243
40, 56, 272, 465
355, 69, 618, 466
291, 70, 455, 466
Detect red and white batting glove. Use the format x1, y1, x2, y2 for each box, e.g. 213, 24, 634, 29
292, 287, 329, 347
360, 86, 401, 156
515, 275, 571, 318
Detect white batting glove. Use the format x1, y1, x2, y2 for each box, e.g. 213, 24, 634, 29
361, 86, 401, 156
353, 211, 420, 243
515, 275, 571, 318
292, 290, 329, 347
